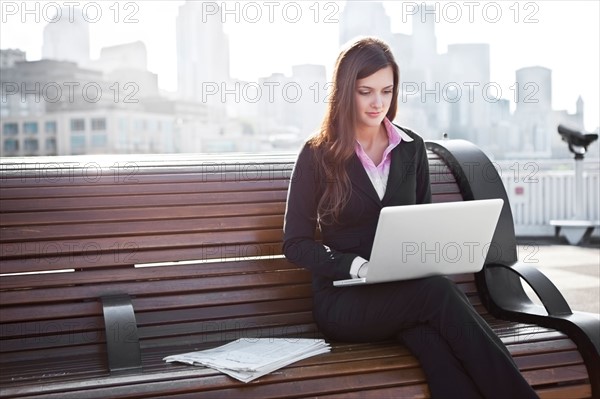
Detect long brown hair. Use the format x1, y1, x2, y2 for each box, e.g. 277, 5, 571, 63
309, 36, 400, 224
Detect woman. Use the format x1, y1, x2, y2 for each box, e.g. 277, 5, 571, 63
282, 37, 538, 399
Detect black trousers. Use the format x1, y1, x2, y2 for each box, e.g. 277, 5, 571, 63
313, 276, 539, 399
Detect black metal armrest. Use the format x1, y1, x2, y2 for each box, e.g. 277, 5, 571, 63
486, 262, 572, 316
101, 294, 142, 373
483, 262, 599, 395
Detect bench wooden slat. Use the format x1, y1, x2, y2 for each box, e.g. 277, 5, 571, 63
501, 331, 569, 345
0, 179, 290, 199
430, 181, 461, 193
0, 202, 287, 227
536, 384, 592, 399
507, 338, 577, 355
1, 214, 286, 242
2, 226, 285, 256
429, 193, 464, 202
0, 190, 288, 212
0, 341, 106, 364
310, 384, 430, 399
514, 350, 584, 370
0, 315, 103, 340
1, 326, 105, 353
523, 364, 590, 386
0, 363, 109, 391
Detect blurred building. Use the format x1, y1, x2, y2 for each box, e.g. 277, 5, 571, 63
290, 64, 327, 137
95, 41, 148, 72
510, 66, 554, 158
176, 1, 230, 105
0, 49, 26, 69
339, 2, 393, 46
42, 7, 90, 67
92, 42, 160, 99
0, 57, 215, 156
443, 43, 491, 145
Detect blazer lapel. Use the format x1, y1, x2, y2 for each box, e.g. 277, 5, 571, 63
348, 154, 382, 206
382, 141, 416, 204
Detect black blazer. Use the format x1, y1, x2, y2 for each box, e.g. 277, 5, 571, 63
282, 125, 432, 292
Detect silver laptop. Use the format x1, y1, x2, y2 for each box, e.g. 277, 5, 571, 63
333, 199, 504, 287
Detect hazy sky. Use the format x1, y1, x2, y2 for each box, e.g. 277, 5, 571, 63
1, 0, 598, 130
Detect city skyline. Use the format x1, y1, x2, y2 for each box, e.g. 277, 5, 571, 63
1, 0, 599, 132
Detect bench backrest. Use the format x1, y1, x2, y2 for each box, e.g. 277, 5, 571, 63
0, 150, 471, 374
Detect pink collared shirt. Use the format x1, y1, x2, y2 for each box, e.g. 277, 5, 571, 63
354, 118, 413, 200
350, 119, 414, 278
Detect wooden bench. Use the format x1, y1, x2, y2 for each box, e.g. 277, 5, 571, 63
1, 139, 598, 398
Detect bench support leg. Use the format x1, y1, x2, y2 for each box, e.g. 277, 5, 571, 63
562, 225, 594, 245
101, 294, 142, 373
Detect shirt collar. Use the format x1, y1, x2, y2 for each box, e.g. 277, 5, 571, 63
384, 117, 414, 143
354, 118, 414, 164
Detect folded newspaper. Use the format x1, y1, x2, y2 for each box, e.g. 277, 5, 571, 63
163, 338, 331, 383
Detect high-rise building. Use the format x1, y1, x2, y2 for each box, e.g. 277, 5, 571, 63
257, 73, 290, 134
444, 44, 491, 144
42, 7, 90, 67
410, 3, 437, 69
393, 4, 443, 138
291, 64, 327, 137
176, 1, 230, 103
516, 66, 552, 112
339, 2, 393, 46
513, 66, 553, 157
